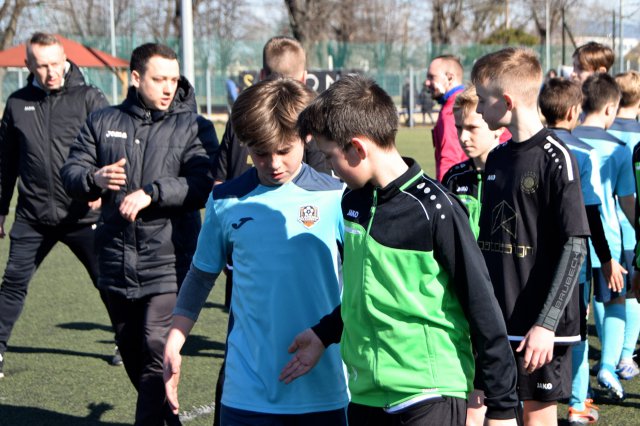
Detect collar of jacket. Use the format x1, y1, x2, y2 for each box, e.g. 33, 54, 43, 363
374, 158, 422, 203
122, 75, 197, 121
437, 84, 464, 105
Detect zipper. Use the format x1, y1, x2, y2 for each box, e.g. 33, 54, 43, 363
45, 96, 58, 223
363, 188, 380, 387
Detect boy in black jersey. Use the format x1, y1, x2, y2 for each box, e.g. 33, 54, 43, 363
472, 48, 590, 426
443, 84, 503, 239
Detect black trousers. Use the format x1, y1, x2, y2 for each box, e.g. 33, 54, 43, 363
106, 291, 181, 426
347, 398, 467, 426
0, 220, 106, 353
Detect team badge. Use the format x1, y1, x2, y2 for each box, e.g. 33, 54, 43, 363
299, 205, 319, 228
520, 171, 538, 194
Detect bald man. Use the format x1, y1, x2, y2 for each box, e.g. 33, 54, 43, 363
425, 55, 467, 181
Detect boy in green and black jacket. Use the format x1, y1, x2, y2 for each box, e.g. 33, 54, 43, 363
279, 75, 518, 426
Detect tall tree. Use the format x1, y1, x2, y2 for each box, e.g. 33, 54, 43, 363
430, 0, 463, 47
0, 0, 31, 49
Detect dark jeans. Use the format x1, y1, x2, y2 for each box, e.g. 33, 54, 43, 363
219, 404, 346, 426
0, 220, 105, 353
106, 291, 180, 426
347, 398, 466, 426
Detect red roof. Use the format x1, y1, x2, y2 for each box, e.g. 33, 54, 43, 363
0, 34, 128, 68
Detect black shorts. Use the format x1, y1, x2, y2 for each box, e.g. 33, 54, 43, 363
348, 397, 466, 426
514, 345, 572, 402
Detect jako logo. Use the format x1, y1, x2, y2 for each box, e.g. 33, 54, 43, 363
537, 382, 553, 390
347, 209, 359, 218
106, 130, 128, 139
487, 175, 496, 181
456, 185, 469, 193
24, 106, 35, 111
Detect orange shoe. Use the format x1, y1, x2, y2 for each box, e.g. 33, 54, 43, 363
568, 399, 599, 424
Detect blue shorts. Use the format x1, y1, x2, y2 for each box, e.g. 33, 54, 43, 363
219, 404, 347, 426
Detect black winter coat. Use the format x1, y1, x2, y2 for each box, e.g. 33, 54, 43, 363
0, 61, 108, 225
61, 78, 218, 298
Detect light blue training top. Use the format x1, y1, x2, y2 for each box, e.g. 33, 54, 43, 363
552, 128, 604, 282
175, 164, 349, 414
573, 126, 635, 268
607, 117, 640, 252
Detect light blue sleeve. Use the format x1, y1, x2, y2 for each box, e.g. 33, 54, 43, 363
585, 150, 604, 206
192, 194, 228, 273
616, 145, 635, 197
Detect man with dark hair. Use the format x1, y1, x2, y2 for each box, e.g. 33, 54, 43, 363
0, 32, 110, 378
61, 42, 218, 425
425, 55, 467, 181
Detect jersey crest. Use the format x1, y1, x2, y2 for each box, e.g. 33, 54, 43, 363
299, 205, 320, 228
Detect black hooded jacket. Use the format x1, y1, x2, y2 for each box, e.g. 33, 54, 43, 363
0, 61, 108, 225
61, 77, 218, 298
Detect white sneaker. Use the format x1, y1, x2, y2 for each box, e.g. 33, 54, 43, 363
597, 368, 625, 400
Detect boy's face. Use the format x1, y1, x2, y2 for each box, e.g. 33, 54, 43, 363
454, 107, 500, 160
248, 138, 305, 186
316, 137, 367, 189
475, 83, 510, 130
571, 57, 592, 83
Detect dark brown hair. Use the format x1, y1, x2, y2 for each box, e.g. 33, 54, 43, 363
538, 78, 583, 126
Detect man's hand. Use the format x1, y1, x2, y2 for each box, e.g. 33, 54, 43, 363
515, 325, 554, 373
632, 271, 640, 303
88, 198, 102, 211
601, 259, 627, 293
0, 215, 5, 238
163, 347, 182, 415
279, 328, 325, 384
94, 158, 127, 191
119, 189, 151, 222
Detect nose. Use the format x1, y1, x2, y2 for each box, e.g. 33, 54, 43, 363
269, 154, 282, 170
459, 129, 470, 144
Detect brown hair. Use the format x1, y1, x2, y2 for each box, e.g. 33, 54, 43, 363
582, 73, 621, 115
615, 70, 640, 107
26, 33, 62, 62
262, 36, 306, 79
538, 78, 583, 126
130, 43, 178, 75
471, 47, 542, 106
298, 74, 398, 150
452, 85, 478, 118
231, 78, 316, 152
573, 42, 614, 73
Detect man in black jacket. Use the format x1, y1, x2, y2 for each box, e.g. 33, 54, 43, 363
61, 43, 218, 426
0, 33, 110, 378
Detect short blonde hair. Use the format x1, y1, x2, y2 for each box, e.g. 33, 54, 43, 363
615, 71, 640, 107
262, 36, 306, 79
471, 48, 542, 106
231, 78, 316, 152
452, 85, 478, 118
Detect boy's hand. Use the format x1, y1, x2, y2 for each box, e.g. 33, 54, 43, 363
163, 348, 182, 415
516, 325, 554, 373
601, 259, 627, 293
279, 328, 324, 384
485, 419, 518, 426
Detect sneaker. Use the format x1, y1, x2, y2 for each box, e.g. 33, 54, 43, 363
616, 358, 639, 380
597, 368, 625, 400
111, 346, 123, 366
568, 399, 599, 424
0, 352, 4, 378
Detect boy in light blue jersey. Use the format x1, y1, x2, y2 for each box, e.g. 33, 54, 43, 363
607, 71, 640, 380
539, 77, 623, 424
573, 73, 636, 401
163, 78, 348, 424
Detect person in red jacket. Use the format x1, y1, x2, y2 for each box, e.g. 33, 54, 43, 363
425, 55, 467, 181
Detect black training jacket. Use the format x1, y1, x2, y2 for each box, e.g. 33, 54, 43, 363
61, 78, 218, 299
0, 61, 108, 225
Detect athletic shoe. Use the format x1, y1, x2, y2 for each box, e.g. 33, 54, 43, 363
597, 368, 625, 400
111, 346, 123, 366
568, 399, 599, 424
0, 352, 4, 378
616, 358, 639, 380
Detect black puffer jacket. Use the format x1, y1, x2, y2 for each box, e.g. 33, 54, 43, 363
61, 78, 218, 298
0, 61, 108, 225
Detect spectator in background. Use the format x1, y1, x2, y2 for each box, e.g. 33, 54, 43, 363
418, 82, 435, 125
225, 76, 238, 113
425, 55, 467, 181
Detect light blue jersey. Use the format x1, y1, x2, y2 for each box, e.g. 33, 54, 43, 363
189, 164, 348, 414
573, 126, 635, 268
552, 128, 604, 282
607, 117, 640, 251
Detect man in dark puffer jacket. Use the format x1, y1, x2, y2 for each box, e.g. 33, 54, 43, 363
0, 32, 110, 378
62, 43, 218, 425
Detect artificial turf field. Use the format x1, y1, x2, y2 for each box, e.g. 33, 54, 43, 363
0, 124, 639, 425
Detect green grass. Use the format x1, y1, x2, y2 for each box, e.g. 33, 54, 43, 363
0, 124, 638, 424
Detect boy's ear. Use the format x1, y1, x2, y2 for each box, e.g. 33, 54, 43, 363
350, 137, 368, 160
503, 93, 514, 111
596, 66, 607, 74
604, 101, 618, 117
565, 104, 578, 122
